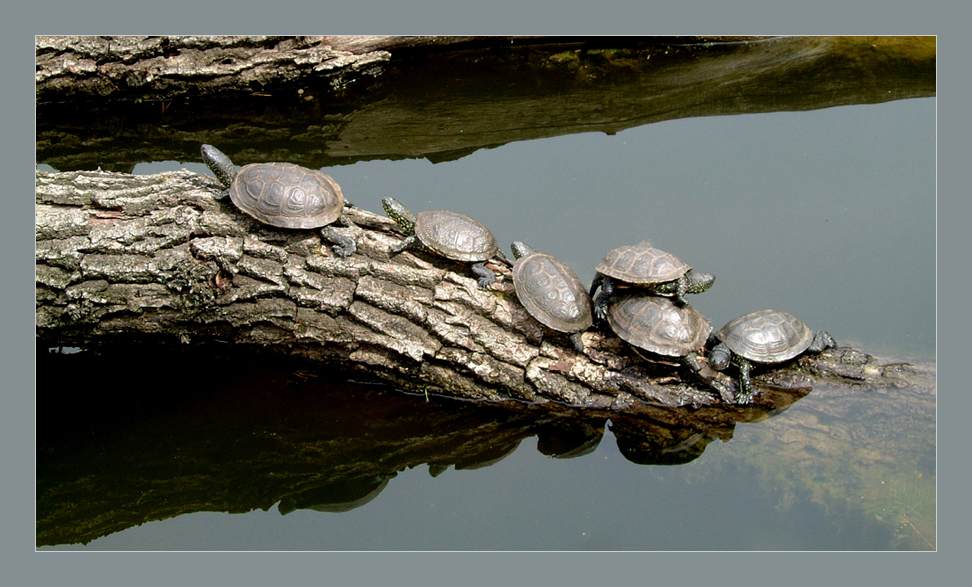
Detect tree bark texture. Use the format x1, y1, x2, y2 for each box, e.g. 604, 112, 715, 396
34, 35, 764, 103
35, 169, 924, 420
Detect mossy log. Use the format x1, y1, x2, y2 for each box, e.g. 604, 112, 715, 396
35, 168, 922, 420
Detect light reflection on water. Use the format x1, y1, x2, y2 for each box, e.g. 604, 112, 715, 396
39, 96, 935, 550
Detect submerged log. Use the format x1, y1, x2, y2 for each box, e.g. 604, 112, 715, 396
35, 168, 922, 419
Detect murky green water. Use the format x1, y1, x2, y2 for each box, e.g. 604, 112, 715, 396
36, 47, 935, 550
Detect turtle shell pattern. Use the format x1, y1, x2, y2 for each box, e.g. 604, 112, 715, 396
230, 163, 345, 229
607, 294, 711, 357
714, 309, 814, 364
414, 210, 498, 262
513, 252, 593, 334
595, 243, 690, 285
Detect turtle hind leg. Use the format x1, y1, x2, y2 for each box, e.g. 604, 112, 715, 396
680, 353, 703, 374
321, 226, 356, 258
493, 247, 513, 268
568, 332, 586, 354
809, 330, 836, 352
470, 262, 496, 288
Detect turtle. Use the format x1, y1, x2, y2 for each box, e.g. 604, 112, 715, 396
510, 241, 593, 352
382, 197, 501, 288
589, 242, 715, 321
606, 293, 712, 373
708, 309, 837, 404
201, 144, 357, 257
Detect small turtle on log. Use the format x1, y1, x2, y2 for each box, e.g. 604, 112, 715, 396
201, 144, 357, 257
510, 241, 593, 352
709, 309, 836, 403
590, 242, 715, 320
382, 197, 501, 288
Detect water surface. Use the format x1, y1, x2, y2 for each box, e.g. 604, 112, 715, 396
37, 91, 935, 550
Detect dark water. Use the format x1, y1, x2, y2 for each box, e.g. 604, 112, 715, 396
36, 90, 935, 550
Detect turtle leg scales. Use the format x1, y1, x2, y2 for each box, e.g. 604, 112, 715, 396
320, 226, 356, 258
470, 262, 496, 289
592, 276, 614, 323
388, 235, 416, 255
735, 359, 755, 404
568, 332, 586, 354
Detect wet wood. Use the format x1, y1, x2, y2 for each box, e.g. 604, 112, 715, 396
34, 35, 761, 103
36, 35, 935, 172
35, 168, 924, 416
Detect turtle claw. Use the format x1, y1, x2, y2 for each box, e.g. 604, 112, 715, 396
331, 244, 354, 258
734, 391, 754, 405
322, 227, 356, 258
471, 262, 496, 289
593, 305, 609, 324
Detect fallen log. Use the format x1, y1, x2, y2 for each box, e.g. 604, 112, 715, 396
36, 35, 935, 172
35, 168, 922, 420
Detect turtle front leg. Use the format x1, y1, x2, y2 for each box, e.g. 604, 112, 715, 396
321, 225, 356, 258
592, 275, 615, 323
673, 275, 689, 306
735, 358, 755, 404
470, 262, 496, 289
389, 235, 417, 255
589, 273, 604, 299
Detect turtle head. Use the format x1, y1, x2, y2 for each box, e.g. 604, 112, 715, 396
382, 198, 417, 235
510, 241, 537, 260
685, 269, 716, 294
200, 144, 237, 189
708, 342, 732, 371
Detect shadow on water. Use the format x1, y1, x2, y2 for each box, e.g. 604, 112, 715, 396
36, 346, 934, 549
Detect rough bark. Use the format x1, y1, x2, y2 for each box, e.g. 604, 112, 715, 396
35, 35, 391, 103
35, 168, 923, 418
36, 35, 935, 172
33, 35, 762, 103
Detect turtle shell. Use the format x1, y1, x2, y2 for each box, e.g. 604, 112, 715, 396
513, 251, 593, 334
595, 243, 690, 285
607, 294, 711, 357
414, 209, 498, 262
714, 309, 814, 364
229, 163, 345, 229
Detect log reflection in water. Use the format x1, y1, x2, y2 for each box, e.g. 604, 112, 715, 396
35, 346, 801, 546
